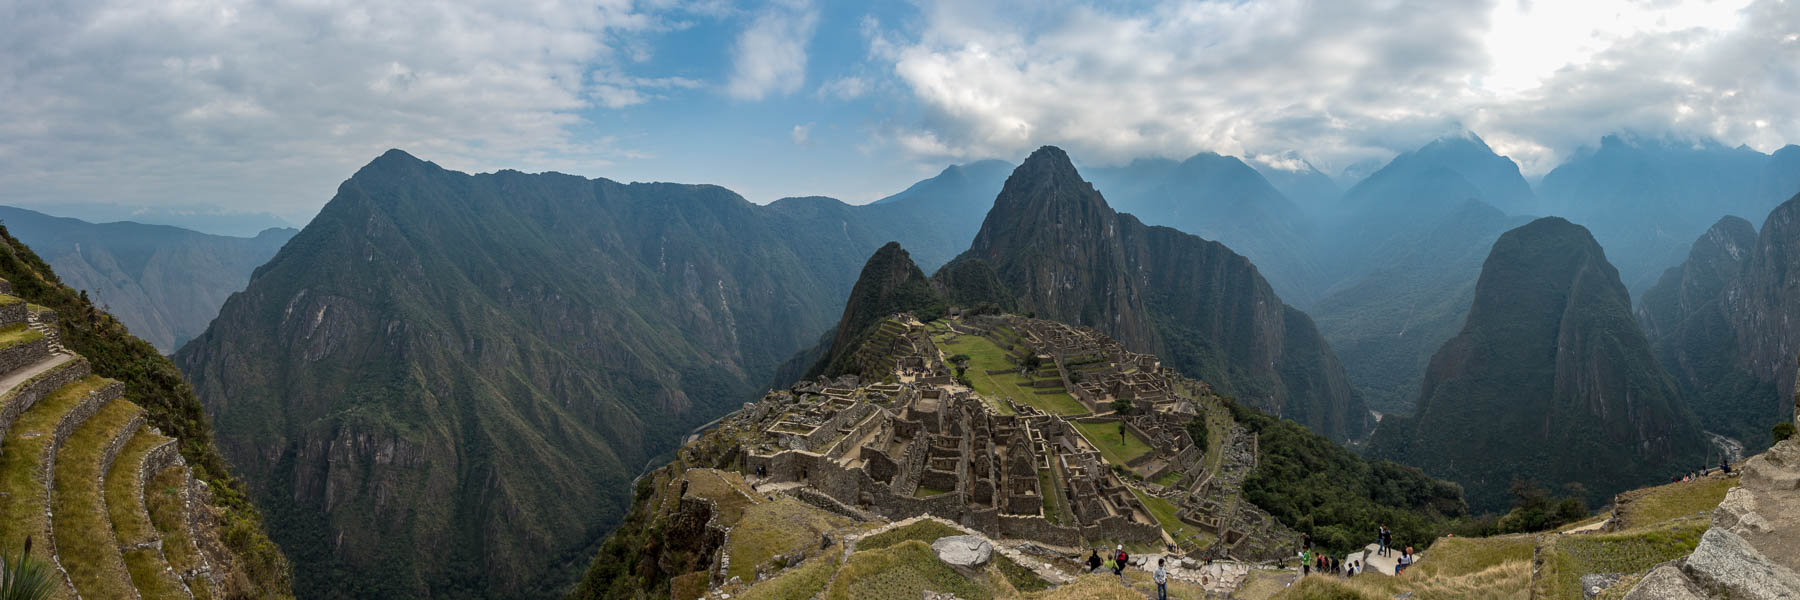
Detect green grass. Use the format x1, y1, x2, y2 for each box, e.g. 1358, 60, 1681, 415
1038, 470, 1074, 525
741, 548, 843, 600
857, 520, 963, 551
147, 464, 212, 600
1129, 487, 1214, 549
1539, 520, 1708, 600
52, 397, 143, 599
0, 375, 110, 555
0, 294, 22, 305
933, 334, 1087, 416
1612, 476, 1738, 530
825, 540, 994, 600
1151, 470, 1183, 487
993, 554, 1050, 593
1072, 421, 1152, 465
0, 322, 43, 349
726, 498, 853, 581
915, 486, 950, 498
683, 469, 761, 524
106, 429, 188, 599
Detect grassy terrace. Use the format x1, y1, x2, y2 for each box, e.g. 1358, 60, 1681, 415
1071, 420, 1151, 465
0, 375, 110, 556
52, 398, 143, 599
0, 322, 44, 349
1611, 476, 1738, 530
726, 498, 854, 581
146, 464, 213, 600
106, 428, 188, 599
932, 332, 1087, 416
1129, 487, 1214, 550
1038, 470, 1075, 525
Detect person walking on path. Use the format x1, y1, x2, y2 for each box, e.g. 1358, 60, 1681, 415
1114, 546, 1129, 584
1154, 558, 1169, 600
1087, 549, 1102, 572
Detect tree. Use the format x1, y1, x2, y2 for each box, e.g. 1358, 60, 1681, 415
1184, 418, 1209, 454
948, 354, 971, 366
1111, 399, 1133, 415
1775, 421, 1796, 444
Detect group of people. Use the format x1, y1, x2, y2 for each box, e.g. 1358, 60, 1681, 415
1084, 546, 1172, 600
1298, 546, 1365, 577
1676, 460, 1735, 483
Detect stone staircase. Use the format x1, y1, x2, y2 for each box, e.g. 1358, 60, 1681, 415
0, 282, 218, 599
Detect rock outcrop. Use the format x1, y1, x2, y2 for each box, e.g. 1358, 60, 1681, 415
1624, 437, 1800, 599
931, 536, 995, 569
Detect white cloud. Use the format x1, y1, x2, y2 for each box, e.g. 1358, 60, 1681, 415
0, 0, 693, 222
818, 76, 870, 100
872, 0, 1799, 175
791, 123, 813, 145
725, 0, 820, 101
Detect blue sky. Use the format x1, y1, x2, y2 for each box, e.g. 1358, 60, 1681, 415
4, 0, 1797, 231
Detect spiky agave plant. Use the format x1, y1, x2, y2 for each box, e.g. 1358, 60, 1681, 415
0, 537, 57, 600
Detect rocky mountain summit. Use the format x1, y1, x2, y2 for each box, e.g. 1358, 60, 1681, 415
949, 146, 1371, 441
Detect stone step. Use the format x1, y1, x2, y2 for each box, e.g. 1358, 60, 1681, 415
25, 306, 66, 356
106, 427, 192, 600
145, 463, 217, 600
0, 354, 86, 446
0, 374, 124, 599
53, 396, 147, 599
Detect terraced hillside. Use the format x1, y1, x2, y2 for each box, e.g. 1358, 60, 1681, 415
0, 226, 290, 598
0, 277, 224, 598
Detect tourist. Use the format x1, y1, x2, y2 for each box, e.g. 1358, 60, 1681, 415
1154, 558, 1169, 600
1087, 549, 1102, 572
1114, 545, 1129, 583
1721, 460, 1733, 475
1378, 524, 1390, 557
1300, 548, 1311, 576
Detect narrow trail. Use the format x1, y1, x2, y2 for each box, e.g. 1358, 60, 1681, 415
1705, 431, 1745, 464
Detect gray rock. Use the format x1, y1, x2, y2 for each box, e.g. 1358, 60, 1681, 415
931, 536, 994, 568
1680, 528, 1800, 599
1622, 565, 1707, 600
1580, 573, 1621, 598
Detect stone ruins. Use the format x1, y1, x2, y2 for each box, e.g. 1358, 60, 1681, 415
731, 314, 1300, 561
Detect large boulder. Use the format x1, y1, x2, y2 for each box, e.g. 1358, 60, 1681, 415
1680, 528, 1800, 599
931, 535, 994, 568
1622, 564, 1707, 600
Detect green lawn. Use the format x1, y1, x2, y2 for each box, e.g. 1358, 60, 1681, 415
1129, 488, 1214, 549
934, 333, 1087, 416
727, 498, 854, 581
1038, 470, 1075, 525
1072, 421, 1152, 465
53, 398, 144, 599
0, 322, 43, 349
0, 375, 110, 556
857, 520, 963, 551
1150, 470, 1182, 487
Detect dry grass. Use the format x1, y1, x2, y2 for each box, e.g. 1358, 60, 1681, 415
1268, 535, 1534, 600
1611, 476, 1738, 530
825, 540, 995, 600
726, 498, 853, 581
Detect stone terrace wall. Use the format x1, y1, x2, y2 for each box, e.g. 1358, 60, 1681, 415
0, 358, 89, 446
0, 300, 28, 326
0, 337, 50, 382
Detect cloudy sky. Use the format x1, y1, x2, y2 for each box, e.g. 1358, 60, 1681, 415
4, 0, 1797, 231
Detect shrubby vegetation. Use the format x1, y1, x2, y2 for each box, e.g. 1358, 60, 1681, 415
1227, 398, 1466, 555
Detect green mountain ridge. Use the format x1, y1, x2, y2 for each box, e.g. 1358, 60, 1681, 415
1371, 217, 1708, 511
171, 149, 1007, 598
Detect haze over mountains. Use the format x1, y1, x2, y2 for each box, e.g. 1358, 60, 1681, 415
0, 205, 296, 352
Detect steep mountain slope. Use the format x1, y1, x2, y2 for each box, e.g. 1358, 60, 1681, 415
1087, 153, 1325, 306
1247, 152, 1341, 214
0, 205, 295, 351
1371, 217, 1707, 511
811, 242, 946, 377
951, 146, 1369, 441
1638, 193, 1800, 453
1312, 200, 1530, 414
171, 150, 998, 598
0, 224, 292, 597
1538, 135, 1775, 295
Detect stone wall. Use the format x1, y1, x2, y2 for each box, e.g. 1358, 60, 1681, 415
99, 411, 147, 477
0, 337, 50, 382
999, 514, 1084, 547
0, 357, 89, 445
0, 301, 28, 327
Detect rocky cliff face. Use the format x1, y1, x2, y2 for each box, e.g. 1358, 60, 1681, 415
953, 146, 1369, 441
1373, 217, 1708, 511
1642, 195, 1800, 451
0, 205, 295, 351
1623, 437, 1800, 599
173, 150, 993, 598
